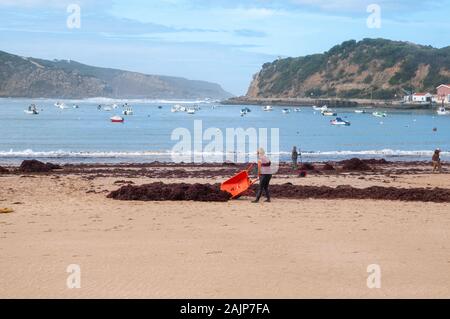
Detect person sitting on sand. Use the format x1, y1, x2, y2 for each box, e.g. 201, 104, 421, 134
292, 146, 299, 170
252, 148, 273, 203
432, 149, 442, 173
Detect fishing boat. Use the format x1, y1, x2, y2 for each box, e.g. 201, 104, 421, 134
240, 108, 248, 116
55, 102, 68, 109
354, 109, 365, 114
282, 108, 291, 114
73, 104, 79, 109
373, 112, 387, 118
187, 108, 196, 115
103, 106, 113, 111
24, 104, 39, 115
437, 106, 450, 115
322, 111, 337, 116
331, 117, 351, 126
110, 116, 125, 123
294, 108, 301, 112
262, 105, 273, 112
122, 107, 134, 116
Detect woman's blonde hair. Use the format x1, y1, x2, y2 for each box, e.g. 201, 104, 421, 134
258, 148, 266, 156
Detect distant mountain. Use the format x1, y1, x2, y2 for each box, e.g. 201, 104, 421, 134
247, 38, 450, 100
0, 50, 232, 99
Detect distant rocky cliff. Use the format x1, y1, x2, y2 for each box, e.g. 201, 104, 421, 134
0, 50, 232, 99
246, 38, 450, 100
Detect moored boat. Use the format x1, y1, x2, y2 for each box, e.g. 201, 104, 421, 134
24, 104, 39, 115
373, 111, 387, 118
122, 107, 134, 116
331, 117, 351, 126
437, 106, 450, 115
110, 116, 125, 123
313, 105, 328, 111
321, 110, 337, 116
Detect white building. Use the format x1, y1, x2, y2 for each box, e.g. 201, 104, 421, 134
412, 93, 432, 103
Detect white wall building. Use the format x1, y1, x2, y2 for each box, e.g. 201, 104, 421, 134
412, 93, 432, 103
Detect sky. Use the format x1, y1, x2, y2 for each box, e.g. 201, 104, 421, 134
0, 0, 449, 95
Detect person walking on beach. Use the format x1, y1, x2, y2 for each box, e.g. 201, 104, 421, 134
432, 149, 442, 173
253, 148, 273, 203
292, 146, 299, 169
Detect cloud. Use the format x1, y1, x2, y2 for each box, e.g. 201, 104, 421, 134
234, 29, 267, 38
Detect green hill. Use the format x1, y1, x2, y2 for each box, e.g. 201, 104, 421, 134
0, 50, 232, 99
247, 38, 450, 100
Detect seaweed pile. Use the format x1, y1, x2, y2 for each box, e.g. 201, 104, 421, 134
340, 158, 372, 171
251, 184, 450, 203
0, 166, 9, 174
19, 160, 61, 173
108, 182, 450, 203
107, 182, 231, 202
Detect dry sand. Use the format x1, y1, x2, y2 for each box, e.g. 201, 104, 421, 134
1, 163, 450, 298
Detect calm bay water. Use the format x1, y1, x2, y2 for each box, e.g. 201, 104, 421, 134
0, 98, 449, 164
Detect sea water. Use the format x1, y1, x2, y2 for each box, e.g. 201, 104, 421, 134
0, 98, 449, 164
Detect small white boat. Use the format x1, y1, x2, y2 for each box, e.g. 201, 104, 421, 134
173, 104, 186, 112
110, 116, 124, 123
55, 102, 68, 109
122, 107, 134, 116
263, 105, 273, 112
187, 108, 196, 115
355, 109, 365, 114
294, 108, 301, 112
73, 104, 79, 109
373, 112, 387, 118
322, 111, 337, 116
240, 108, 248, 116
313, 105, 328, 111
24, 104, 39, 115
331, 117, 351, 126
103, 106, 112, 111
282, 108, 291, 114
437, 107, 450, 115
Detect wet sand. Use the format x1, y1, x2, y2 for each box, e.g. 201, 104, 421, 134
1, 161, 450, 298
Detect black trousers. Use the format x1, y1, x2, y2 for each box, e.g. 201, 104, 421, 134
256, 174, 272, 201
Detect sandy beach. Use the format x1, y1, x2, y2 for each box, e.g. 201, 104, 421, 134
1, 160, 450, 298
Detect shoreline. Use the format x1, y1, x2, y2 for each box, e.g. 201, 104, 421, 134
221, 96, 439, 109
